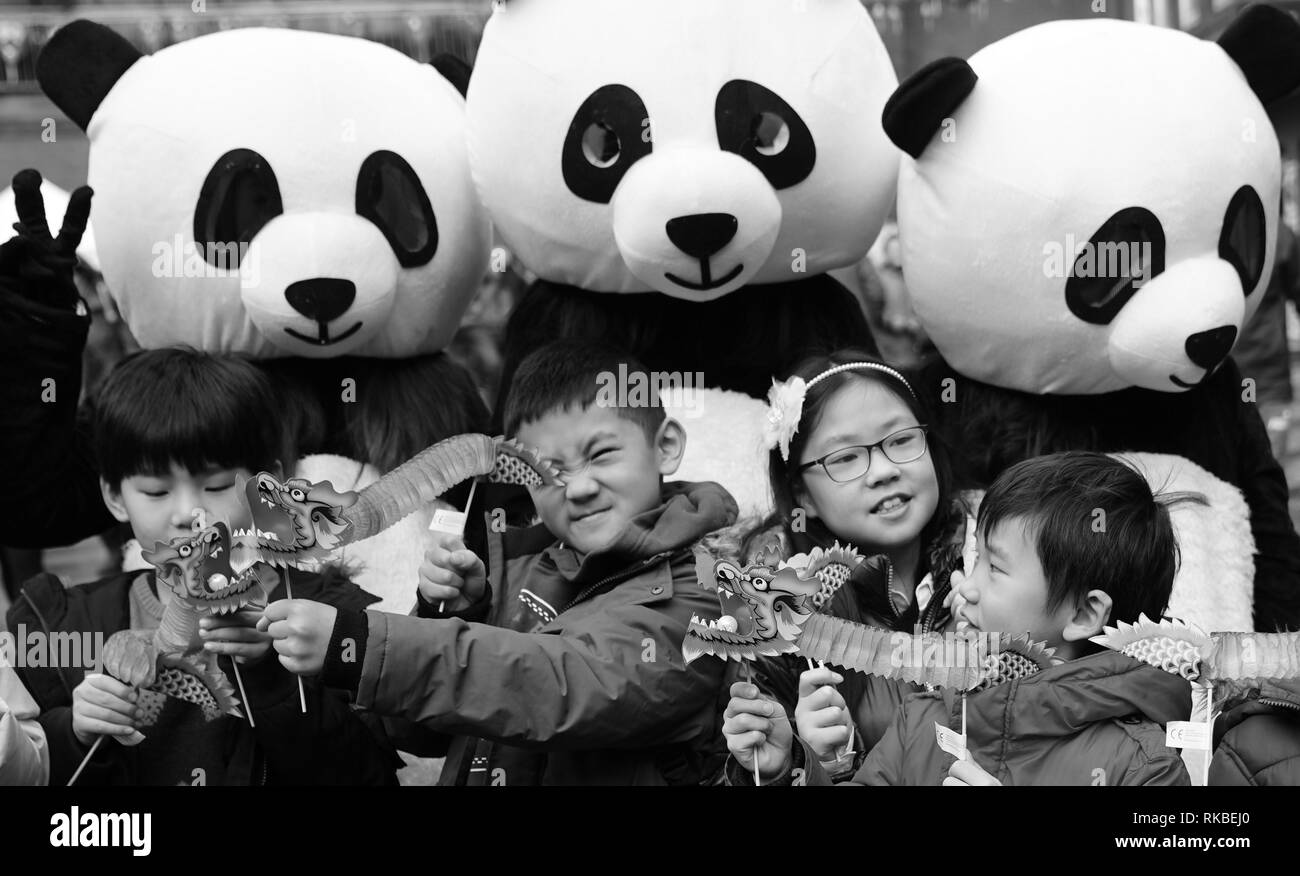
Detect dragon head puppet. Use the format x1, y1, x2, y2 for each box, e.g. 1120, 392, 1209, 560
142, 521, 271, 615
683, 544, 875, 662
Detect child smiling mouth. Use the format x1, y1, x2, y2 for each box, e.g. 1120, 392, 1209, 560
871, 494, 911, 515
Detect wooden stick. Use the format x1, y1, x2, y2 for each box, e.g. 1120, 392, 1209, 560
439, 479, 478, 614
231, 659, 255, 728
746, 662, 761, 787
67, 736, 104, 787
284, 574, 307, 713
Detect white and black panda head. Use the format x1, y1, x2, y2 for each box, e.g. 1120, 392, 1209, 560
466, 0, 898, 301
38, 21, 490, 359
886, 6, 1300, 394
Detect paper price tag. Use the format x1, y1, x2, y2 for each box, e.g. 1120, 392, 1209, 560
428, 508, 468, 537
935, 722, 967, 761
1165, 721, 1211, 751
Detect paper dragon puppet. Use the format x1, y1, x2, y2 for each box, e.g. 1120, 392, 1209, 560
684, 547, 1300, 696
98, 435, 561, 731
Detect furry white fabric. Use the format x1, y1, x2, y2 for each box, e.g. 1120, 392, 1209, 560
1113, 452, 1255, 632
295, 453, 439, 614
665, 388, 773, 521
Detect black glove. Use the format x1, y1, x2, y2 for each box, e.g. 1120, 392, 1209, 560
0, 169, 93, 311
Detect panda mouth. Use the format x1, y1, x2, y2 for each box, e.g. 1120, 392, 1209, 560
665, 261, 745, 292
285, 321, 364, 346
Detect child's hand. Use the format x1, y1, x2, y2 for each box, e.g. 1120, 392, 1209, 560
795, 667, 854, 762
946, 569, 971, 630
71, 673, 139, 747
199, 610, 272, 665
258, 599, 338, 676
418, 532, 486, 611
722, 681, 794, 781
944, 757, 1002, 786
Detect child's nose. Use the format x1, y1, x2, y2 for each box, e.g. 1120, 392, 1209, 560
564, 472, 600, 501
170, 488, 205, 529
863, 449, 901, 486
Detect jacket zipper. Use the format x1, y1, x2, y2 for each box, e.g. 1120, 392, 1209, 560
558, 550, 674, 615
1257, 696, 1300, 712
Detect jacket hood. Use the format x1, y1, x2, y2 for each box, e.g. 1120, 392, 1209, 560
967, 650, 1192, 746
612, 480, 738, 559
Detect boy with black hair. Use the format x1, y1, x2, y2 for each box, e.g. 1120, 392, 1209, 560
263, 340, 738, 785
724, 451, 1192, 785
7, 348, 400, 785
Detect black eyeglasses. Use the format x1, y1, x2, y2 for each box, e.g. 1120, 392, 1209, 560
798, 426, 929, 484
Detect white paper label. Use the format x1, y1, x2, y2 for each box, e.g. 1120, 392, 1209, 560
428, 508, 468, 536
935, 722, 967, 761
1165, 721, 1211, 751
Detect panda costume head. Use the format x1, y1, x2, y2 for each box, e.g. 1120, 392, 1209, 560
469, 0, 901, 516
884, 7, 1300, 396
882, 5, 1300, 634
467, 0, 899, 302
37, 21, 491, 359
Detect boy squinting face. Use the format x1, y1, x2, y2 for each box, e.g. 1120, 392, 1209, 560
956, 518, 1077, 649
102, 463, 254, 552
517, 404, 683, 557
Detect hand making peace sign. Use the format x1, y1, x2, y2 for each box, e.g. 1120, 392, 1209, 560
0, 168, 93, 310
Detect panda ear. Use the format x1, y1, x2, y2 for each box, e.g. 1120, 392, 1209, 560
1218, 4, 1300, 106
36, 20, 142, 131
431, 53, 472, 98
882, 57, 978, 160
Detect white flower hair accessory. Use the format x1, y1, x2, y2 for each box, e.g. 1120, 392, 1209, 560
762, 362, 918, 462
764, 376, 808, 462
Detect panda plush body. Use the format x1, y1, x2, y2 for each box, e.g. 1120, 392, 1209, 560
465, 0, 900, 515
882, 6, 1300, 631
25, 21, 492, 609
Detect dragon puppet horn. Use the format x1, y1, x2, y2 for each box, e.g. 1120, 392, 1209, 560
247, 434, 562, 567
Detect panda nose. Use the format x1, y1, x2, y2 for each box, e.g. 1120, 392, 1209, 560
665, 213, 738, 261
1185, 325, 1238, 371
285, 278, 357, 323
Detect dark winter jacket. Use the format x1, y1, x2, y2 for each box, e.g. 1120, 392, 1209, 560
322, 480, 738, 785
1209, 678, 1300, 786
732, 650, 1192, 786
7, 567, 401, 786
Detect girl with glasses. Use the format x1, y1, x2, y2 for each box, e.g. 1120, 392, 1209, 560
721, 348, 976, 781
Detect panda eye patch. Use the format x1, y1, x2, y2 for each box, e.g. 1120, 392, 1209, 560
715, 80, 815, 189
193, 149, 284, 268
563, 84, 652, 204
356, 151, 439, 268
1065, 207, 1165, 326
1219, 185, 1267, 295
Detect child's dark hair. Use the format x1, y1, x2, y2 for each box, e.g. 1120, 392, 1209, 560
977, 451, 1183, 627
743, 348, 956, 562
502, 340, 666, 440
92, 348, 284, 485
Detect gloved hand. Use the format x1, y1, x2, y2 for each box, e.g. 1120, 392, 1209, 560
0, 169, 93, 311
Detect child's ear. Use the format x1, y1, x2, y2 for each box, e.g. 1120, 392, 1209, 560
792, 478, 821, 522
1061, 590, 1114, 644
99, 478, 131, 524
654, 418, 687, 477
